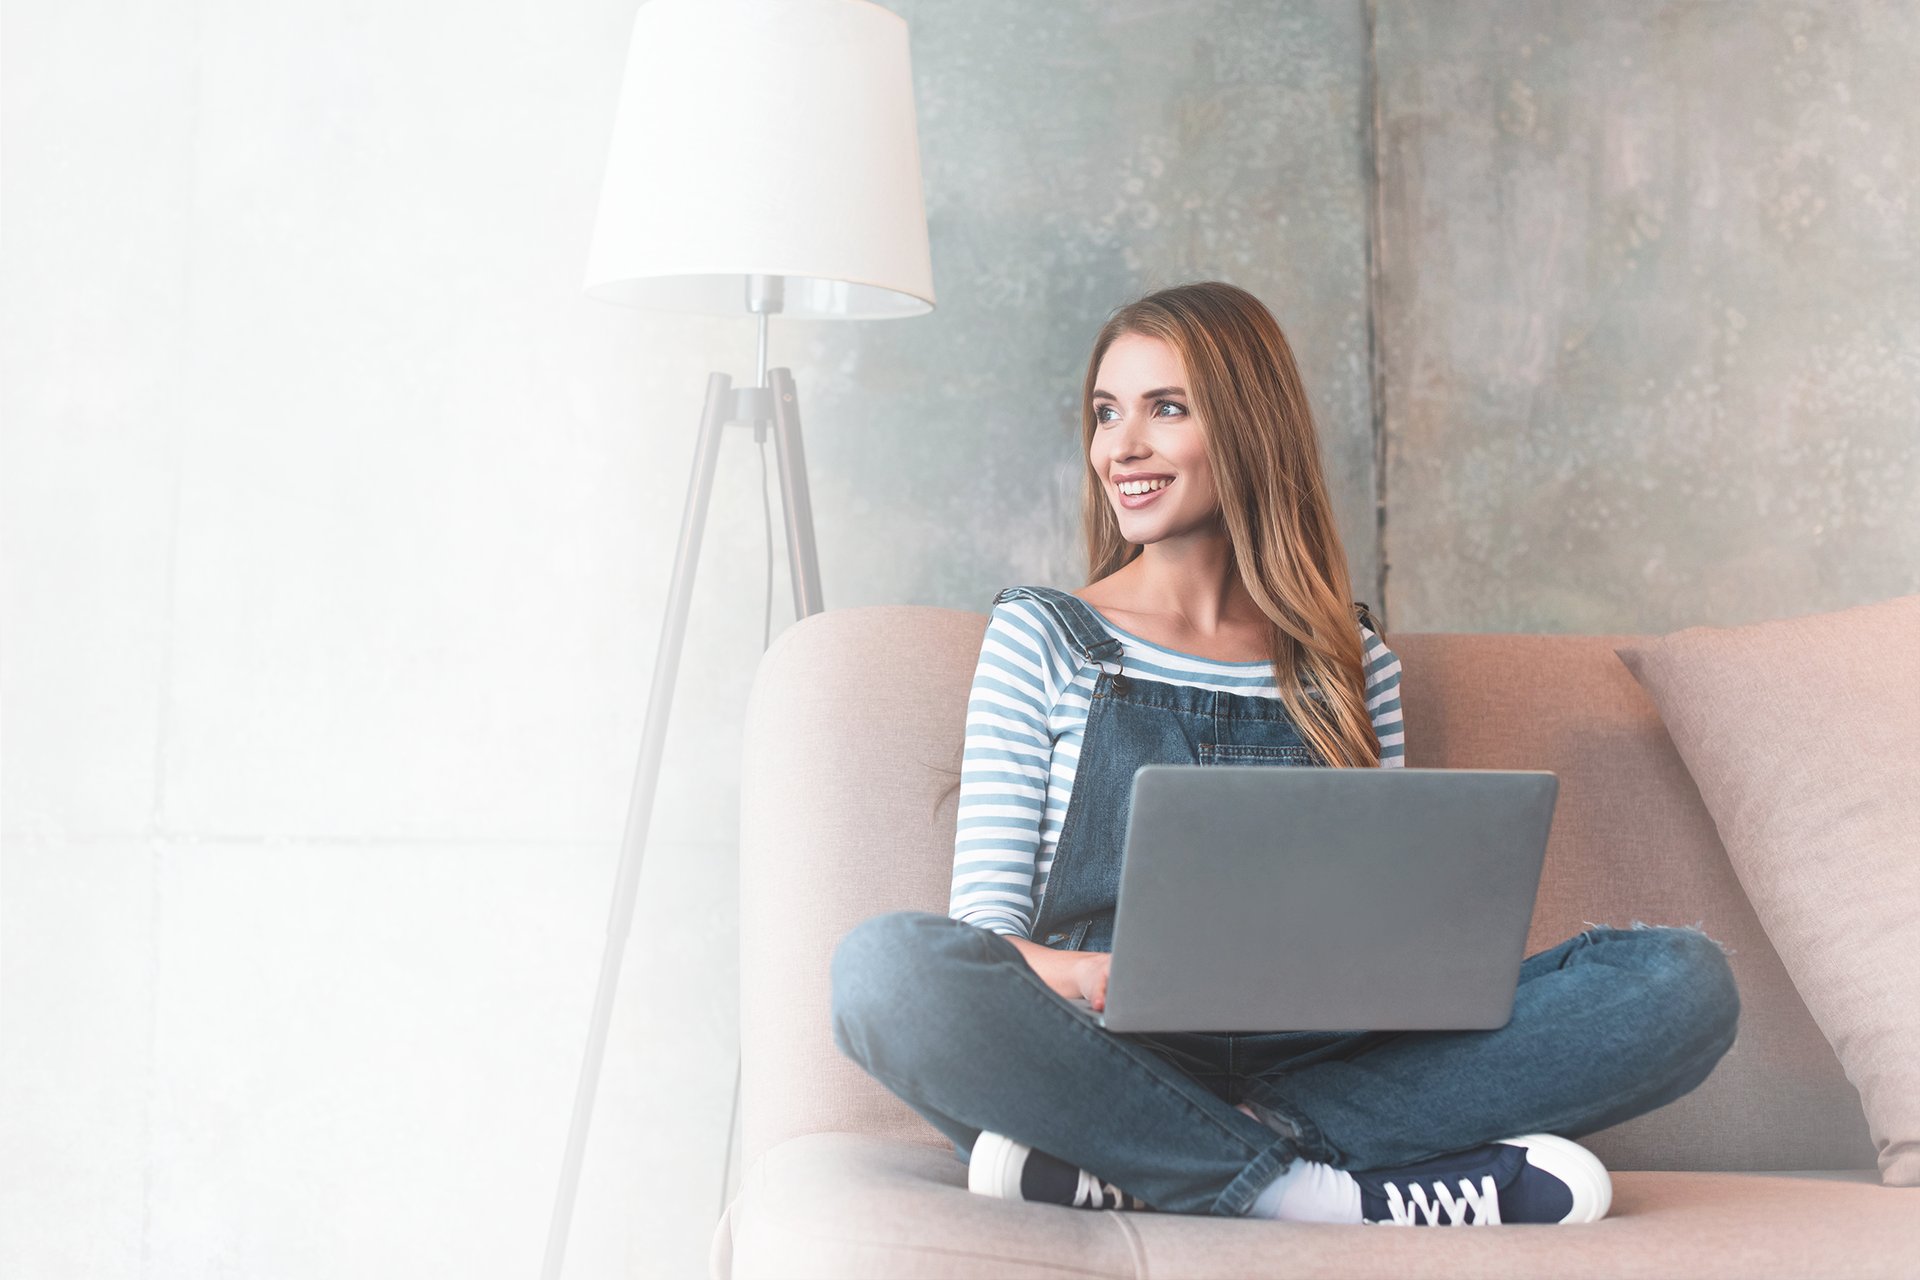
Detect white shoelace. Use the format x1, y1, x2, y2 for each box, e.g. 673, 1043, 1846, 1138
1073, 1169, 1139, 1210
1372, 1174, 1502, 1225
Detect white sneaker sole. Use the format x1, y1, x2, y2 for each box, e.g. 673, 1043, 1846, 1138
1500, 1133, 1614, 1223
967, 1130, 1028, 1200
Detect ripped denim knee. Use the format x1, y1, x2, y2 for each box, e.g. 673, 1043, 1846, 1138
1580, 917, 1736, 957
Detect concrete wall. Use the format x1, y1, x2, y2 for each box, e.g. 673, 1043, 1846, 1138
1374, 1, 1920, 630
2, 2, 1912, 1278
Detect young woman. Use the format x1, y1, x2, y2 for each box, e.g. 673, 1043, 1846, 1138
829, 281, 1741, 1226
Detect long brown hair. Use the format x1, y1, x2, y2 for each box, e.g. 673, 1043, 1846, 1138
928, 280, 1384, 822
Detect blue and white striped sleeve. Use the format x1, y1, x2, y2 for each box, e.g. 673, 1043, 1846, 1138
1362, 622, 1406, 767
948, 601, 1060, 938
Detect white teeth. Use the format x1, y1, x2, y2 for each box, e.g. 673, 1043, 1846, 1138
1118, 478, 1172, 495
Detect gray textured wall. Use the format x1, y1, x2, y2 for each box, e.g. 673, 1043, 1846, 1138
1375, 1, 1920, 631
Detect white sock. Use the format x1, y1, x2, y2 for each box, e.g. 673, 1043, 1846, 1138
1234, 1104, 1362, 1223
1245, 1157, 1363, 1223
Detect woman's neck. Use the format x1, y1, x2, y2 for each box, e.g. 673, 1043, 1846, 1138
1100, 541, 1253, 637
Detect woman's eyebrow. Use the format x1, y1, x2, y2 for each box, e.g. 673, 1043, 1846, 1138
1090, 385, 1187, 403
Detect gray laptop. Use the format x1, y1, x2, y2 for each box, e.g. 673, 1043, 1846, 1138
1064, 766, 1558, 1033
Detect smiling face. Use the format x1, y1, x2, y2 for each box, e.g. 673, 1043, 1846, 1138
1089, 332, 1221, 544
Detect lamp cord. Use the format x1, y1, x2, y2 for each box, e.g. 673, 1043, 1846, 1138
761, 431, 774, 652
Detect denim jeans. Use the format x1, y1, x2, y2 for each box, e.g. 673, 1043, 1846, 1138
830, 909, 1740, 1217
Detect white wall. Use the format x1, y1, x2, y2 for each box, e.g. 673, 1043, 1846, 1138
2, 3, 792, 1276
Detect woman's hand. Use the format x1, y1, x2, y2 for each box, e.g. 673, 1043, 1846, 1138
1069, 950, 1112, 1011
1004, 935, 1112, 1008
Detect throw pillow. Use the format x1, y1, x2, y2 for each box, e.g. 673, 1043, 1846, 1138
1615, 592, 1920, 1186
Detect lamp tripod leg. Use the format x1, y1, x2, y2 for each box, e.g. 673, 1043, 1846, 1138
714, 367, 826, 1229
767, 367, 825, 619
543, 365, 826, 1279
541, 370, 733, 1280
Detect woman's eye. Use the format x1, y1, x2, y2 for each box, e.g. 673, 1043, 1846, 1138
1094, 401, 1185, 424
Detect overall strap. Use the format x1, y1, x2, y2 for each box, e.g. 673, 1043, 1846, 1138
993, 585, 1125, 668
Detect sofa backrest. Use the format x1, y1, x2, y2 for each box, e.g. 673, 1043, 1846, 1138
737, 605, 1877, 1175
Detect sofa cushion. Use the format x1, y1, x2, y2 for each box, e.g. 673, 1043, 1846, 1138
1615, 594, 1920, 1186
718, 1132, 1920, 1279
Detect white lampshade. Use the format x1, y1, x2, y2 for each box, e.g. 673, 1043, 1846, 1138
584, 0, 936, 319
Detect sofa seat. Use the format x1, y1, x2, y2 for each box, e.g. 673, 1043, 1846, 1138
715, 1132, 1918, 1280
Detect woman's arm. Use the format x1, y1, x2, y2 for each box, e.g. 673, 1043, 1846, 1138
1361, 620, 1406, 767
948, 601, 1060, 935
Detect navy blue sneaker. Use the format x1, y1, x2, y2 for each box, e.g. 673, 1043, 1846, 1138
1351, 1133, 1612, 1225
967, 1131, 1153, 1211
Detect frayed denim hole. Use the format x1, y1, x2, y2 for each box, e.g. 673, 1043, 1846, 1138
1581, 917, 1737, 957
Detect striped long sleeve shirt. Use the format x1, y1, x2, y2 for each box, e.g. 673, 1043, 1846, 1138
948, 595, 1406, 938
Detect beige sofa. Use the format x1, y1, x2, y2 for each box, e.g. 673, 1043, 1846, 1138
711, 605, 1920, 1278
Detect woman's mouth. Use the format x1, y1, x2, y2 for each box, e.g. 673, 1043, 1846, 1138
1116, 477, 1174, 509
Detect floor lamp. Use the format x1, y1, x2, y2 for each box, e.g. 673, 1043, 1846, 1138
542, 2, 935, 1276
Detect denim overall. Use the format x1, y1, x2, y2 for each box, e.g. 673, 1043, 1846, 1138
826, 584, 1742, 1216
999, 583, 1342, 957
